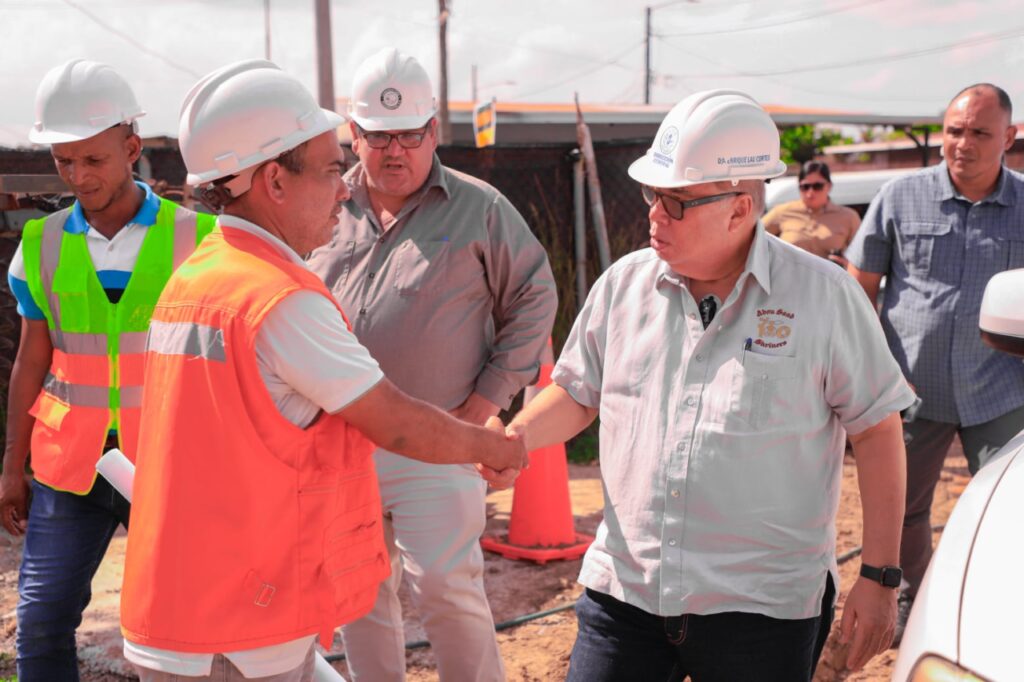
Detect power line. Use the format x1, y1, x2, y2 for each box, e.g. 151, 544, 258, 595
59, 0, 201, 78
661, 25, 1024, 79
653, 36, 942, 105
508, 40, 645, 101
657, 0, 884, 37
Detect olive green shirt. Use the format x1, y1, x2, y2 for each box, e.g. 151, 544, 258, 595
306, 156, 557, 410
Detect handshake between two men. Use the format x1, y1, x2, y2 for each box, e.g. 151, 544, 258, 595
337, 377, 530, 481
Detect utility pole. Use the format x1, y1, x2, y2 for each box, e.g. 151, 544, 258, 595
264, 0, 271, 60
314, 0, 335, 111
437, 0, 452, 144
645, 1, 697, 105
471, 63, 478, 103
644, 6, 652, 105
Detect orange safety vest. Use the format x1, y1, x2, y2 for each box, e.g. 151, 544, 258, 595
121, 224, 389, 652
21, 199, 214, 493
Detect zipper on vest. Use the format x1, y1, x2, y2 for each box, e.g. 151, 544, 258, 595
107, 300, 120, 438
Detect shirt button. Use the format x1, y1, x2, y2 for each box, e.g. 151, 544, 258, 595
359, 308, 367, 315
688, 313, 697, 321
676, 442, 686, 453
668, 538, 677, 546
685, 396, 695, 407
368, 272, 375, 280
378, 236, 386, 244
695, 354, 704, 362
671, 489, 680, 498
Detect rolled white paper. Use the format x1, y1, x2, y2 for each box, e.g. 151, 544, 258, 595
96, 448, 136, 502
314, 652, 347, 681
95, 449, 346, 681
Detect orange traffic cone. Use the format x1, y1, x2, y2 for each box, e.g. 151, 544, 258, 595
481, 339, 595, 564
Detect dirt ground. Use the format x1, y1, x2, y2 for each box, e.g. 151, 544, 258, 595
0, 449, 971, 682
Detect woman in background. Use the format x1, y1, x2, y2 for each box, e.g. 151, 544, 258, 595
763, 160, 860, 266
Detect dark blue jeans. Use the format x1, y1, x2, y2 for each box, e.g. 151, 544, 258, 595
567, 576, 836, 682
16, 477, 130, 682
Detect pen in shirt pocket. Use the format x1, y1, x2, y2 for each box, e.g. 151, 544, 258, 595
742, 337, 752, 365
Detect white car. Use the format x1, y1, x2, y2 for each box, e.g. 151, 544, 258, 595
892, 269, 1024, 682
764, 167, 917, 214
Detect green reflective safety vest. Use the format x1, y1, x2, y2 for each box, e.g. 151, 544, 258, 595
22, 196, 215, 493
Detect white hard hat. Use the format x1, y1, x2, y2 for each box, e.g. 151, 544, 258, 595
178, 59, 345, 197
349, 48, 436, 131
980, 269, 1024, 339
628, 89, 787, 188
30, 59, 145, 144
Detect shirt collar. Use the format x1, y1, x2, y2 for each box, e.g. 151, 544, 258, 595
346, 154, 451, 213
748, 223, 772, 294
655, 222, 772, 296
217, 214, 310, 269
64, 180, 160, 235
935, 160, 1016, 206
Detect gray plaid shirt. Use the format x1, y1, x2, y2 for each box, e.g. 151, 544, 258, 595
846, 162, 1024, 426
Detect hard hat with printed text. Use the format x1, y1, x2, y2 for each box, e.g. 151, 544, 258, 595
30, 59, 145, 144
349, 48, 436, 131
628, 89, 787, 188
178, 59, 345, 198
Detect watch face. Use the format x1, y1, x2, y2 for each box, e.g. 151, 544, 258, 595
880, 567, 903, 588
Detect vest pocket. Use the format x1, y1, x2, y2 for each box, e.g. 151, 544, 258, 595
29, 390, 71, 431
323, 506, 388, 608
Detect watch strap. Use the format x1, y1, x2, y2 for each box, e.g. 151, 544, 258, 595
860, 563, 902, 588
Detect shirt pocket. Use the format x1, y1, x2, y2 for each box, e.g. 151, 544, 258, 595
989, 224, 1024, 270
900, 221, 951, 276
394, 239, 450, 297
728, 353, 799, 430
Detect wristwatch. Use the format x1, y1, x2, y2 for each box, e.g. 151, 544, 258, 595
860, 563, 903, 588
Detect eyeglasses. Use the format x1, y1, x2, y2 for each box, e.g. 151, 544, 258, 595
357, 124, 430, 150
799, 182, 827, 192
641, 185, 742, 221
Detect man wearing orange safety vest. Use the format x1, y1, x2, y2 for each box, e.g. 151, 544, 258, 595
0, 59, 214, 681
119, 60, 527, 682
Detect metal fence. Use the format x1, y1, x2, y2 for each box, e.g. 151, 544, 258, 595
437, 140, 652, 349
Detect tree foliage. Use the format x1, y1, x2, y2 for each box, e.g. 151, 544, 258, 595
779, 125, 849, 166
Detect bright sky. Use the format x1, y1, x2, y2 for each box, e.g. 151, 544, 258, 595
2, 0, 1023, 147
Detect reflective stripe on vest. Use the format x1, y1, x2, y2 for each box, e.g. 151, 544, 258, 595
121, 226, 388, 653
21, 199, 215, 493
146, 319, 226, 362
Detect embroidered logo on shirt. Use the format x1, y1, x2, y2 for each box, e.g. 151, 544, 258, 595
755, 308, 794, 350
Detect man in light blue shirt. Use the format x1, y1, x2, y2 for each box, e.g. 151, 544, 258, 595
847, 83, 1024, 639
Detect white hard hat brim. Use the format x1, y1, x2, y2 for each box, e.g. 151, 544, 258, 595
185, 107, 346, 187
28, 112, 146, 145
350, 111, 434, 132
628, 154, 788, 189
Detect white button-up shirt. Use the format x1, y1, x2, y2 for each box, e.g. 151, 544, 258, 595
553, 225, 915, 620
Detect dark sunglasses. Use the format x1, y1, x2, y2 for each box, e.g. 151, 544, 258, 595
357, 124, 430, 150
799, 181, 827, 192
641, 185, 742, 221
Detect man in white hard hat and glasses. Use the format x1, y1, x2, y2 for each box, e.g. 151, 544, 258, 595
118, 59, 526, 682
0, 59, 215, 681
306, 48, 556, 681
503, 90, 916, 680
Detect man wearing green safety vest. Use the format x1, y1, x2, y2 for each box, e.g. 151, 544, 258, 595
0, 59, 214, 681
